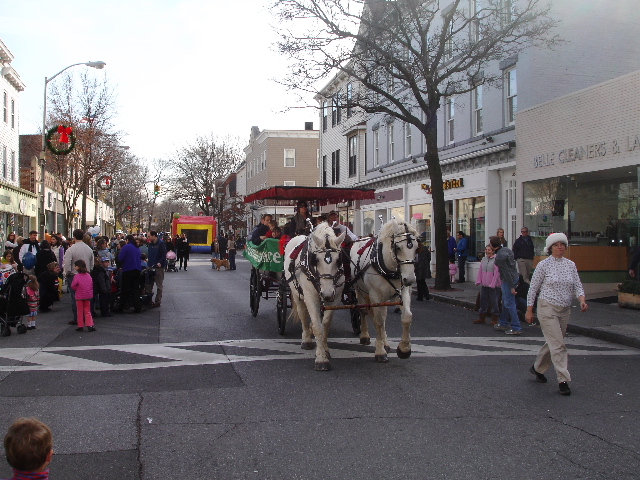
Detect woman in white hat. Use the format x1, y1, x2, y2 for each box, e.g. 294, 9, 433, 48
525, 232, 588, 396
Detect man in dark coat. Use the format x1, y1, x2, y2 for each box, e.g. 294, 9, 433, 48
512, 227, 535, 283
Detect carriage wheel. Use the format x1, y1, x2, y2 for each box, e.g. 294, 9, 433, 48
250, 268, 261, 317
350, 308, 361, 336
276, 284, 288, 336
0, 324, 10, 337
17, 324, 27, 335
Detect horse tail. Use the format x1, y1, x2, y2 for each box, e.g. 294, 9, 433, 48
289, 299, 300, 324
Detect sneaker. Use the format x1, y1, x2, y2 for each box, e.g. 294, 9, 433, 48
494, 324, 508, 331
505, 329, 522, 335
87, 326, 96, 332
559, 382, 571, 396
530, 365, 547, 383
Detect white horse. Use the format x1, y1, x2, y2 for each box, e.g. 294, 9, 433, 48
284, 222, 346, 371
350, 219, 419, 362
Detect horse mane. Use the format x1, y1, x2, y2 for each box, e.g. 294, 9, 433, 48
311, 222, 340, 248
379, 219, 418, 239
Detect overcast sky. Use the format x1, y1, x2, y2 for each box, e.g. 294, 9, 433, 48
2, 0, 316, 161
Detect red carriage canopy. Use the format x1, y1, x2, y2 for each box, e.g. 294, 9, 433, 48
243, 186, 376, 206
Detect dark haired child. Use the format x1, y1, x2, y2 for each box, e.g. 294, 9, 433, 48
3, 417, 53, 479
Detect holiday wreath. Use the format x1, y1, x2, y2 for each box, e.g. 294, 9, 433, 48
45, 125, 76, 155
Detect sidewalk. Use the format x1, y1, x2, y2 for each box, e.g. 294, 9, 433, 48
425, 279, 640, 350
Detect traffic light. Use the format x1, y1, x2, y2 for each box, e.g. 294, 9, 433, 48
154, 184, 160, 196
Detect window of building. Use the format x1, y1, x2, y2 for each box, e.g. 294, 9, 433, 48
331, 150, 340, 185
470, 0, 482, 43
445, 19, 455, 59
410, 204, 432, 246
346, 82, 353, 117
348, 135, 357, 177
500, 0, 513, 26
332, 97, 339, 127
283, 181, 296, 186
506, 68, 517, 125
456, 196, 486, 260
261, 151, 266, 170
446, 96, 455, 144
363, 210, 375, 237
404, 122, 412, 157
388, 123, 395, 162
2, 92, 6, 123
373, 129, 379, 168
473, 86, 483, 135
284, 149, 296, 167
322, 155, 327, 187
322, 100, 328, 132
11, 99, 15, 129
2, 146, 6, 178
10, 151, 15, 181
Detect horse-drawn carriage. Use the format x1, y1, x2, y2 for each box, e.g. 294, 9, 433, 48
243, 186, 420, 370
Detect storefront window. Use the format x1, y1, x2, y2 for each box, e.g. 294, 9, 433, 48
456, 196, 485, 260
390, 206, 405, 222
363, 211, 375, 237
410, 204, 432, 247
523, 166, 640, 273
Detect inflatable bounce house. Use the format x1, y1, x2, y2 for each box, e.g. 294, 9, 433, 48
171, 215, 217, 254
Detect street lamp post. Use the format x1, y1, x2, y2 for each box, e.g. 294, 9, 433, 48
39, 61, 106, 238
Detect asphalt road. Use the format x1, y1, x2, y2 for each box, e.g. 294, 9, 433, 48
0, 254, 638, 480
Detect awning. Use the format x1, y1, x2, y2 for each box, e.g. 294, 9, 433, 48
244, 186, 376, 206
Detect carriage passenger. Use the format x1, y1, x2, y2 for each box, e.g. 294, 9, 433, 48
289, 201, 313, 236
250, 214, 272, 246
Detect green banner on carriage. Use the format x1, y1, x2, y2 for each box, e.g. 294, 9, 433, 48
243, 239, 284, 272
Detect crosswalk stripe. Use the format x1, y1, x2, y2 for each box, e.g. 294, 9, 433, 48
0, 337, 635, 372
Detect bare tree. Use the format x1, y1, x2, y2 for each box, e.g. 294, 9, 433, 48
272, 0, 560, 289
46, 71, 126, 233
166, 135, 242, 215
110, 154, 150, 232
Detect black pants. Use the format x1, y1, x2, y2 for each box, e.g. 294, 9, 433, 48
416, 279, 430, 300
457, 256, 467, 282
228, 250, 236, 270
179, 254, 189, 270
120, 269, 141, 312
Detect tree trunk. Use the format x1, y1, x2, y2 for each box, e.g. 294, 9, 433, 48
423, 119, 451, 291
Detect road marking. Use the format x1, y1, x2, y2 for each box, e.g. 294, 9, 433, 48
0, 337, 636, 371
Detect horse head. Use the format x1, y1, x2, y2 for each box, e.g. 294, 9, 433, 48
379, 219, 419, 286
308, 222, 345, 302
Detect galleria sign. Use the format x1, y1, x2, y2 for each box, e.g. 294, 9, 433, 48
421, 178, 464, 194
533, 134, 640, 168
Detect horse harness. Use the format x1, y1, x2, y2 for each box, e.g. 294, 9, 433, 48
351, 223, 416, 298
286, 235, 345, 300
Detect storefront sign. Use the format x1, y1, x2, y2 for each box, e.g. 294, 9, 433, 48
421, 178, 464, 194
534, 134, 640, 168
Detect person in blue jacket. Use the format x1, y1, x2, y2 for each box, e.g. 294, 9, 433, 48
455, 231, 468, 283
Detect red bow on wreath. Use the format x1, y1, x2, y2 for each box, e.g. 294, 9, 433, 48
58, 125, 73, 144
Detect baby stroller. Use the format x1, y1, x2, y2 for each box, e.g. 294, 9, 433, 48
139, 267, 155, 307
166, 251, 177, 272
0, 273, 30, 336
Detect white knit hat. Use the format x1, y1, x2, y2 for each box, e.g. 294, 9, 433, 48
545, 232, 568, 252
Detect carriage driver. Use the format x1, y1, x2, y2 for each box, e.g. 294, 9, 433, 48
288, 201, 313, 236
328, 210, 358, 280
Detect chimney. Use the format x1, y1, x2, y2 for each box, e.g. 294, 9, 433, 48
304, 122, 314, 131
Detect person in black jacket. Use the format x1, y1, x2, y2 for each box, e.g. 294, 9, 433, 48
37, 261, 60, 312
91, 256, 113, 317
512, 227, 535, 283
178, 233, 190, 271
34, 240, 58, 278
250, 214, 273, 246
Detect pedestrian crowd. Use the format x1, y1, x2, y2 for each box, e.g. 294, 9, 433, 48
0, 229, 172, 333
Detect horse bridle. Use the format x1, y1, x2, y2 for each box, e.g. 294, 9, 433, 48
288, 235, 345, 300
371, 223, 416, 278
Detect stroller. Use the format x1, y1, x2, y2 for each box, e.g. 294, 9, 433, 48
139, 267, 155, 307
166, 251, 177, 272
0, 273, 30, 336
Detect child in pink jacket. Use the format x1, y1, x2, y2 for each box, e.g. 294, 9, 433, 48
474, 245, 502, 325
71, 259, 95, 332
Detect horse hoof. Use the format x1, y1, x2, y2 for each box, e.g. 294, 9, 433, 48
360, 337, 371, 345
315, 362, 331, 371
396, 347, 412, 359
301, 342, 315, 350
375, 354, 389, 363
384, 345, 391, 354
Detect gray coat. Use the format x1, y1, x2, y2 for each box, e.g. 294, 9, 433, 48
493, 246, 519, 289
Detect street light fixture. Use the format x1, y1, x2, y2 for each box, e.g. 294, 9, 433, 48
39, 61, 106, 238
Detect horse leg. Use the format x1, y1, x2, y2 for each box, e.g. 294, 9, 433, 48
321, 309, 334, 360
310, 305, 331, 371
397, 287, 413, 359
358, 292, 371, 346
297, 300, 315, 350
372, 306, 389, 363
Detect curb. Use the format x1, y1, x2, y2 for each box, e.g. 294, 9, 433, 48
429, 293, 640, 350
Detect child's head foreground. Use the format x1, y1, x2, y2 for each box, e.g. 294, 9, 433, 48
4, 417, 53, 472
